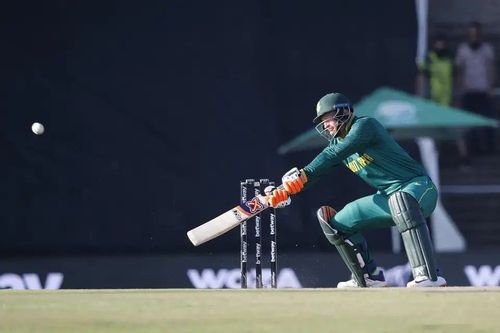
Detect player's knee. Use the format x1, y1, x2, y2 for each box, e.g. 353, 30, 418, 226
317, 206, 336, 224
388, 191, 425, 233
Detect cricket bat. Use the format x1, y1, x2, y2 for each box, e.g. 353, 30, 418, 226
187, 188, 280, 246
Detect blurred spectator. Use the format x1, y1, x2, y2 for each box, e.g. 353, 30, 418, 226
456, 21, 496, 155
417, 34, 470, 166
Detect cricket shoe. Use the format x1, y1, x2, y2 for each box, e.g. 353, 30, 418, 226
406, 276, 447, 288
337, 268, 387, 288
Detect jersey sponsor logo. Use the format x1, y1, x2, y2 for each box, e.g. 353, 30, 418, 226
346, 153, 374, 173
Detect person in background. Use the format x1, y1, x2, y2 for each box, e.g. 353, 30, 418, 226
456, 21, 497, 155
417, 33, 470, 167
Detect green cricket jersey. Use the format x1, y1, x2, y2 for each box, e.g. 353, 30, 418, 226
303, 116, 428, 196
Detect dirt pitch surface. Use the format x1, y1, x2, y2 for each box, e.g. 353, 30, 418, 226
1, 288, 499, 333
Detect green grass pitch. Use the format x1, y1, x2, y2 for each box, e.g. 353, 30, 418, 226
1, 288, 499, 333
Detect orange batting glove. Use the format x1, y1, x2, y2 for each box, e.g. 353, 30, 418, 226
264, 186, 291, 208
282, 167, 308, 194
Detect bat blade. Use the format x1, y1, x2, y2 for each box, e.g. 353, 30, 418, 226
187, 194, 269, 246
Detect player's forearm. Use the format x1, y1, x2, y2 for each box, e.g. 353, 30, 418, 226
300, 168, 319, 190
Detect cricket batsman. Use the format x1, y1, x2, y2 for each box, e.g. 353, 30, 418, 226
266, 92, 447, 288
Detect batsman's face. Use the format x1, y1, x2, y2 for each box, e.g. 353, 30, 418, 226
321, 114, 339, 134
315, 107, 353, 141
313, 113, 342, 141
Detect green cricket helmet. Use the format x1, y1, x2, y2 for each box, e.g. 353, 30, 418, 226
313, 93, 354, 140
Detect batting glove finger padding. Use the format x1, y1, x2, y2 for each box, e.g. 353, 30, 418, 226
267, 188, 291, 208
282, 167, 307, 194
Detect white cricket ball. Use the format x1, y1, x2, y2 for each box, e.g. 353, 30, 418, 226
31, 122, 45, 135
